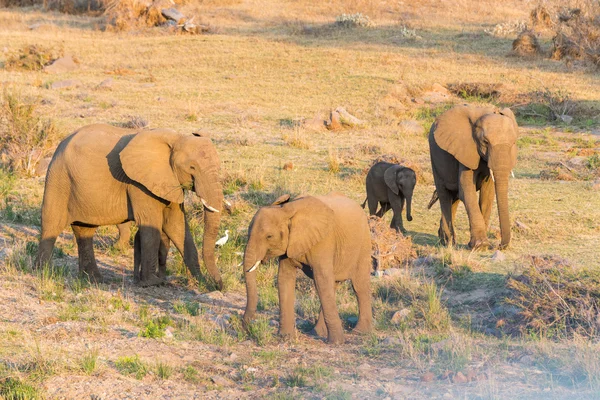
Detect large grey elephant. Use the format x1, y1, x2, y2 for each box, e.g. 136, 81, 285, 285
35, 124, 224, 288
362, 161, 416, 234
428, 105, 518, 249
242, 192, 372, 344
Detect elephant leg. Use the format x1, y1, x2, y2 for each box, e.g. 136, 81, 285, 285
314, 307, 328, 338
459, 168, 489, 249
367, 195, 379, 216
162, 204, 202, 284
437, 188, 456, 246
115, 222, 132, 250
312, 259, 344, 344
137, 225, 163, 286
158, 231, 169, 278
72, 225, 102, 282
376, 202, 390, 218
35, 222, 66, 270
479, 175, 495, 230
351, 277, 373, 334
389, 194, 406, 234
133, 230, 141, 283
278, 257, 298, 339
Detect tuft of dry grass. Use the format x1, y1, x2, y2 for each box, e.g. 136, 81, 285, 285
512, 31, 542, 57
368, 216, 415, 271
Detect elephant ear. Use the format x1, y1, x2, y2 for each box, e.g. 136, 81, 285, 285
272, 194, 291, 206
284, 196, 334, 260
383, 166, 400, 195
433, 105, 492, 170
120, 129, 184, 204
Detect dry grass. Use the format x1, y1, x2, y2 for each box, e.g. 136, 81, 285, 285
368, 216, 415, 271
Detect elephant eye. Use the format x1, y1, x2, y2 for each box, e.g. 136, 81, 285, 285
189, 165, 196, 171
266, 234, 273, 240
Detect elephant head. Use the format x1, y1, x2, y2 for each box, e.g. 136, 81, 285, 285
242, 195, 333, 324
434, 105, 518, 248
384, 165, 416, 222
119, 129, 224, 285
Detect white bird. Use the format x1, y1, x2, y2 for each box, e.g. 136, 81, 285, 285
215, 230, 229, 247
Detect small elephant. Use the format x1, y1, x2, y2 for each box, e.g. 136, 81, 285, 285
242, 192, 373, 344
362, 162, 416, 234
428, 104, 518, 249
35, 124, 224, 288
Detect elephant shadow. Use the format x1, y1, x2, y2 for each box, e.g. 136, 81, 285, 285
405, 231, 439, 247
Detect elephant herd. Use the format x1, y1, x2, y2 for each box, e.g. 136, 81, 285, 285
34, 104, 520, 344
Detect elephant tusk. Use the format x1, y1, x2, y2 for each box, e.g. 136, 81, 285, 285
246, 260, 260, 273
511, 170, 515, 178
201, 198, 220, 213
490, 170, 495, 182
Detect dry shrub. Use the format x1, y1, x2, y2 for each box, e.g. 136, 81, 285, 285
4, 45, 62, 71
447, 82, 502, 100
45, 0, 106, 14
103, 0, 167, 31
512, 31, 542, 57
530, 5, 553, 30
117, 115, 149, 129
505, 255, 600, 338
368, 216, 415, 272
0, 90, 60, 176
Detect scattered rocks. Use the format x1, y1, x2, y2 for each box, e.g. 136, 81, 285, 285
390, 308, 410, 325
50, 79, 81, 90
44, 56, 78, 74
491, 250, 506, 262
566, 156, 587, 169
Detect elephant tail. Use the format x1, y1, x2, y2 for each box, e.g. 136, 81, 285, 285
427, 190, 439, 210
361, 197, 367, 209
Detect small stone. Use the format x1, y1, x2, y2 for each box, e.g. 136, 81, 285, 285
326, 110, 343, 131
50, 79, 81, 90
452, 371, 468, 383
357, 363, 371, 371
282, 162, 293, 171
44, 56, 78, 74
390, 308, 411, 325
162, 7, 186, 23
397, 119, 423, 135
141, 83, 155, 88
559, 115, 573, 124
383, 268, 401, 277
567, 156, 588, 169
269, 319, 279, 328
97, 78, 113, 89
164, 327, 174, 338
412, 97, 425, 105
210, 375, 233, 387
226, 352, 238, 361
421, 372, 435, 382
247, 367, 258, 373
514, 220, 529, 231
491, 250, 506, 262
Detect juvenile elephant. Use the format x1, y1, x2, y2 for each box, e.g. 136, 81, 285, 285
35, 124, 224, 288
428, 105, 518, 249
362, 162, 416, 233
242, 192, 373, 344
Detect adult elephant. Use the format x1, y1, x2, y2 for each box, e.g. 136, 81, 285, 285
362, 161, 416, 234
428, 105, 518, 250
242, 192, 372, 345
35, 124, 224, 289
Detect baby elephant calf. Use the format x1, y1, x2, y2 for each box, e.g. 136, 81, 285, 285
363, 161, 417, 233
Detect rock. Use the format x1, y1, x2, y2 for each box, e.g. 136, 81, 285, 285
430, 83, 450, 95
452, 371, 468, 383
559, 115, 573, 124
421, 372, 435, 382
210, 375, 233, 387
398, 119, 423, 135
519, 354, 535, 366
390, 308, 410, 325
269, 319, 279, 328
226, 353, 238, 361
357, 363, 371, 371
381, 336, 404, 346
282, 162, 293, 171
347, 316, 358, 324
50, 79, 81, 90
335, 106, 366, 128
164, 327, 174, 338
302, 115, 327, 132
567, 156, 587, 168
34, 157, 52, 177
383, 268, 401, 277
412, 97, 425, 105
491, 250, 506, 262
97, 78, 113, 89
422, 91, 451, 104
326, 110, 343, 131
44, 56, 78, 74
514, 220, 529, 231
161, 7, 186, 23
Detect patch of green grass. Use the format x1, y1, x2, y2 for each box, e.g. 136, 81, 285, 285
115, 355, 147, 380
587, 154, 600, 170
182, 365, 199, 383
173, 300, 201, 316
80, 349, 98, 375
139, 315, 171, 339
0, 377, 40, 400
36, 264, 69, 302
155, 361, 172, 380
361, 333, 382, 357
246, 316, 274, 346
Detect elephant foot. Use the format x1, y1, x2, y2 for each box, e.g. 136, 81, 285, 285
327, 332, 345, 345
468, 238, 491, 251
279, 329, 296, 342
138, 275, 166, 287
313, 321, 328, 338
353, 321, 372, 334
80, 269, 103, 284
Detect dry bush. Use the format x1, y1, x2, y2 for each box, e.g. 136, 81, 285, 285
117, 115, 149, 129
4, 45, 62, 71
512, 31, 542, 57
446, 82, 502, 100
103, 0, 167, 31
518, 87, 577, 122
0, 90, 60, 176
368, 216, 415, 272
530, 5, 553, 30
505, 255, 600, 338
45, 0, 106, 14
540, 153, 600, 181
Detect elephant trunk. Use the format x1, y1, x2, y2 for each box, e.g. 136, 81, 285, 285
492, 168, 511, 249
405, 194, 413, 222
195, 170, 224, 290
242, 245, 261, 325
